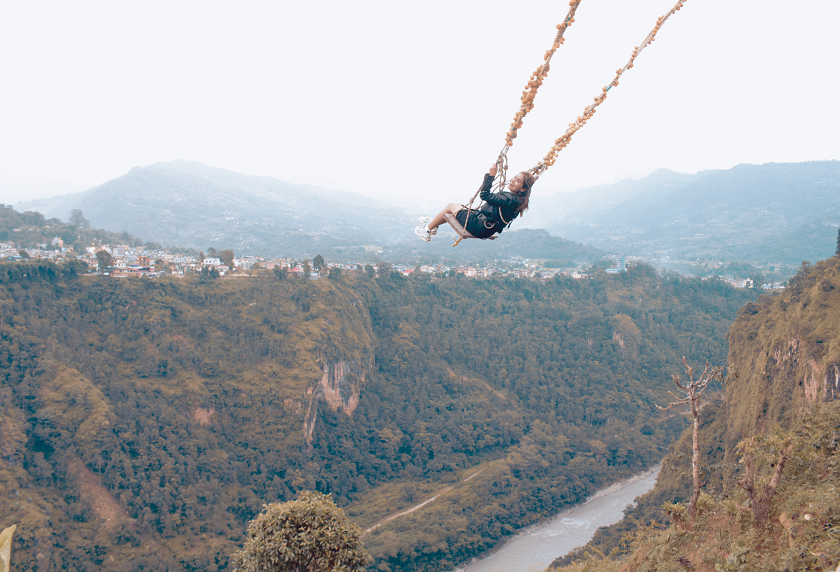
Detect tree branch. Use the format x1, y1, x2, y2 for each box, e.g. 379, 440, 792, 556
761, 440, 795, 505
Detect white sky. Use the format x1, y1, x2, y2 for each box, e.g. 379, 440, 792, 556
1, 0, 838, 206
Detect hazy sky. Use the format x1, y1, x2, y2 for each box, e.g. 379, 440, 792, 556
1, 0, 838, 206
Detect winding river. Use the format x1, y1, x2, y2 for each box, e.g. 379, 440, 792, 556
456, 465, 661, 572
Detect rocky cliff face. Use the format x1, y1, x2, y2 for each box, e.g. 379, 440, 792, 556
303, 351, 374, 443
316, 352, 374, 415
724, 257, 840, 457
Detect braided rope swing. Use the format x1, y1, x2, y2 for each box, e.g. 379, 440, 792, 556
459, 0, 583, 231
453, 0, 688, 246
528, 0, 689, 179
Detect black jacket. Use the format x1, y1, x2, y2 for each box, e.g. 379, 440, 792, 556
476, 173, 524, 230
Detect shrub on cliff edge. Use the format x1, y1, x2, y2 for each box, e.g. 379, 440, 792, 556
231, 491, 370, 572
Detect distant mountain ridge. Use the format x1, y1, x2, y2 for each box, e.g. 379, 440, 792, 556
15, 160, 608, 264
526, 160, 840, 265
17, 160, 409, 257
18, 159, 839, 266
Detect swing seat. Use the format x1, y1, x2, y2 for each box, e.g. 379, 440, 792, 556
443, 213, 497, 247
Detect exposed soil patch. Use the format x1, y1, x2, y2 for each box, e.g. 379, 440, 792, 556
68, 459, 134, 530
193, 406, 215, 426
448, 367, 506, 400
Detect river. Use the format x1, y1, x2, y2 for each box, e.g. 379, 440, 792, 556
456, 465, 661, 572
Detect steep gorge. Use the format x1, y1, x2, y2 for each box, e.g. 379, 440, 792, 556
0, 261, 759, 572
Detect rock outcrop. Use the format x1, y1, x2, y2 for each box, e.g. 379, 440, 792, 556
724, 257, 840, 458
303, 351, 373, 444
316, 352, 374, 415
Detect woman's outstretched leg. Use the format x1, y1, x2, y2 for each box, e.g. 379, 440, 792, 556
416, 203, 462, 241
428, 203, 462, 231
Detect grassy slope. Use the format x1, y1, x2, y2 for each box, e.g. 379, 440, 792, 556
550, 402, 840, 572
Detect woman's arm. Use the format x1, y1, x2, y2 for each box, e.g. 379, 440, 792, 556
479, 162, 520, 207
478, 162, 497, 195
478, 173, 494, 197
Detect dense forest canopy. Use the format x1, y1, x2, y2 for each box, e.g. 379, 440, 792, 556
0, 260, 759, 571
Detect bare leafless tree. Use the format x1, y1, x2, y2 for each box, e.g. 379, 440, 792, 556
657, 357, 724, 525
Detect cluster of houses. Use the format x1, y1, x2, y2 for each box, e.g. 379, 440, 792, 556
0, 238, 778, 288
0, 236, 70, 261
81, 245, 267, 277
394, 263, 590, 280
0, 240, 262, 277
0, 239, 619, 281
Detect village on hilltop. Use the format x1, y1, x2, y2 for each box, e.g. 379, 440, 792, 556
0, 237, 783, 289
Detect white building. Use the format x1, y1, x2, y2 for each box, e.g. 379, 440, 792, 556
234, 256, 257, 270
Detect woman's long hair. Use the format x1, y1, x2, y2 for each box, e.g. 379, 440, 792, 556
515, 172, 535, 215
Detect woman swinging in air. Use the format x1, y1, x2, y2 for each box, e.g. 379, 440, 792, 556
409, 0, 685, 242
414, 163, 535, 242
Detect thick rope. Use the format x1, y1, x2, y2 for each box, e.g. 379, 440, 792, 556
504, 0, 584, 150
528, 0, 689, 179
455, 0, 688, 243
465, 0, 583, 220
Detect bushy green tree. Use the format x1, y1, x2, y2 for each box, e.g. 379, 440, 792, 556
69, 209, 90, 229
220, 249, 235, 271
231, 491, 369, 572
312, 254, 325, 272
200, 265, 220, 280
96, 250, 112, 270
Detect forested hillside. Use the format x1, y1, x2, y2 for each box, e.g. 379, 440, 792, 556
552, 257, 840, 571
0, 260, 758, 571
379, 228, 605, 268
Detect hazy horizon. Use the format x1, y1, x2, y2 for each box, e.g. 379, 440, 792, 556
2, 0, 838, 207
10, 158, 840, 218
